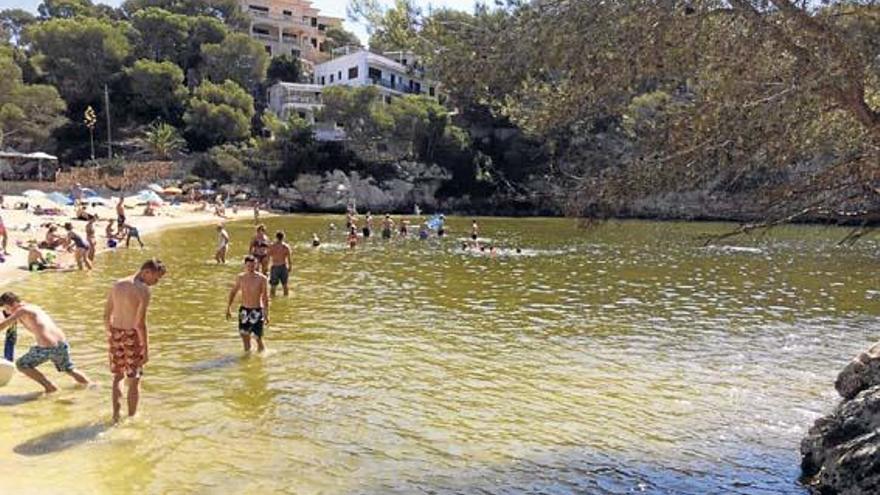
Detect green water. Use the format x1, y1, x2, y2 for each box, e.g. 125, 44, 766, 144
1, 217, 878, 494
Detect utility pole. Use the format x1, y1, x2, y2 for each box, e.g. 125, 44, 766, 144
104, 84, 113, 158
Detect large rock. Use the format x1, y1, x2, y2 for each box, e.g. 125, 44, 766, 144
835, 342, 880, 400
801, 342, 880, 494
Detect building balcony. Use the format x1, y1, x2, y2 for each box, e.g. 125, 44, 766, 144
369, 77, 421, 95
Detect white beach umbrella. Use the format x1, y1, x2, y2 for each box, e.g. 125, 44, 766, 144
22, 190, 47, 198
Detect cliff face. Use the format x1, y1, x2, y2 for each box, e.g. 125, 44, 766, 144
801, 343, 880, 494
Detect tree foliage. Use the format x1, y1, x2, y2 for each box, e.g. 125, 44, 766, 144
142, 121, 184, 159
0, 46, 67, 151
24, 16, 131, 110
200, 32, 269, 93
0, 9, 37, 43
267, 53, 301, 84
183, 79, 255, 149
125, 59, 188, 121
131, 7, 189, 62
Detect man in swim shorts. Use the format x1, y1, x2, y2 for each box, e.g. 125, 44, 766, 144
122, 223, 144, 248
0, 292, 90, 393
105, 258, 166, 423
215, 225, 230, 264
267, 230, 292, 297
381, 214, 394, 240
226, 255, 269, 352
116, 196, 126, 229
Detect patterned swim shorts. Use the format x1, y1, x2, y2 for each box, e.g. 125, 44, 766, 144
16, 342, 75, 372
109, 327, 144, 378
238, 306, 264, 338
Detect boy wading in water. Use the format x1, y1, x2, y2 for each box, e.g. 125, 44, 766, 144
226, 255, 269, 352
105, 259, 166, 423
268, 230, 292, 297
0, 292, 90, 393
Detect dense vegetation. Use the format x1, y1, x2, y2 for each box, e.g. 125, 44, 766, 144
2, 0, 878, 219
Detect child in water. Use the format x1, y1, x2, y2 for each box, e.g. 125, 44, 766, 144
312, 233, 321, 248
347, 227, 358, 250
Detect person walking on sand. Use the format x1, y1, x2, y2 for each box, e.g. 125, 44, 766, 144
0, 211, 8, 255
0, 292, 90, 393
215, 225, 230, 264
268, 230, 292, 297
85, 216, 97, 262
254, 202, 261, 224
64, 222, 93, 270
104, 258, 166, 423
226, 255, 269, 352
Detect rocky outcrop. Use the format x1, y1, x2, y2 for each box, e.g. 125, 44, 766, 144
801, 343, 880, 494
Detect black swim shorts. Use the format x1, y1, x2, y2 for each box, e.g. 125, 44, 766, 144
269, 265, 289, 286
238, 306, 265, 338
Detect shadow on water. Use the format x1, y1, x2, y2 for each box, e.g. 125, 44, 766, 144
358, 449, 808, 495
188, 354, 244, 372
14, 422, 110, 456
0, 391, 43, 406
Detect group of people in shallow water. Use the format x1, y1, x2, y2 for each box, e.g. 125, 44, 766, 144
0, 206, 513, 425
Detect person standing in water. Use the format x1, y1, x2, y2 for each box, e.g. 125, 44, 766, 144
267, 230, 292, 297
363, 212, 373, 239
226, 255, 269, 352
347, 226, 358, 250
105, 259, 165, 423
381, 214, 394, 240
0, 292, 91, 393
249, 224, 270, 274
215, 225, 230, 264
471, 219, 479, 242
116, 196, 126, 229
85, 216, 97, 262
64, 222, 93, 270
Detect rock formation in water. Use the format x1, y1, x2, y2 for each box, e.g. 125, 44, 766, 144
800, 342, 880, 494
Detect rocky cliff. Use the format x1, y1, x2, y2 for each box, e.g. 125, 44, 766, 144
801, 342, 880, 494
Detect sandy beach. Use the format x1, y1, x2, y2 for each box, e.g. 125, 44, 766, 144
0, 194, 257, 288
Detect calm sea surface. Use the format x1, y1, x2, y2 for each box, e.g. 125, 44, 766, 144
1, 216, 878, 494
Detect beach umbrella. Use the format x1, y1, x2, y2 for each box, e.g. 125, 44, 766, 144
80, 188, 98, 198
46, 191, 73, 206
163, 186, 183, 195
86, 196, 112, 206
139, 190, 164, 204
147, 183, 164, 193
21, 190, 46, 198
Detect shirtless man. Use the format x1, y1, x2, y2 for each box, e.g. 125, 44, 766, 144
215, 225, 230, 264
225, 255, 269, 352
249, 225, 270, 274
116, 197, 126, 229
0, 211, 8, 255
104, 259, 166, 423
0, 292, 90, 393
268, 231, 292, 297
381, 214, 394, 240
471, 219, 479, 242
85, 216, 97, 262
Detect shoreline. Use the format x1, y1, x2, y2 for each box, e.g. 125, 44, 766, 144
0, 199, 258, 290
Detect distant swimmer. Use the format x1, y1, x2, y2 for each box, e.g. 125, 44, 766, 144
268, 231, 292, 297
249, 224, 270, 274
398, 219, 409, 238
105, 259, 165, 423
437, 214, 446, 238
382, 214, 394, 240
471, 219, 479, 241
0, 292, 91, 393
226, 255, 269, 352
64, 222, 93, 270
312, 233, 321, 248
215, 225, 230, 264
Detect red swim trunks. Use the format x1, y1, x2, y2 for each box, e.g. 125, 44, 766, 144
109, 327, 144, 377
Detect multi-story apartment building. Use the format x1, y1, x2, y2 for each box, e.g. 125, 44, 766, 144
239, 0, 342, 63
314, 47, 437, 100
268, 47, 439, 135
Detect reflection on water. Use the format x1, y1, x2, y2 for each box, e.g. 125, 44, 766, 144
0, 217, 878, 494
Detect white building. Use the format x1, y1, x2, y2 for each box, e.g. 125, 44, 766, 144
313, 47, 437, 100
267, 48, 439, 141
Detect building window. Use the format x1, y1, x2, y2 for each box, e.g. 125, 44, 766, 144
368, 67, 382, 80
298, 112, 306, 119
337, 70, 342, 80
348, 67, 358, 79
318, 24, 325, 31
282, 9, 292, 15
311, 38, 318, 48
311, 17, 317, 27
390, 74, 396, 86
320, 76, 325, 85
253, 27, 269, 35
249, 5, 268, 12
264, 45, 272, 55
402, 58, 407, 66
413, 82, 421, 93
429, 86, 435, 96
329, 74, 334, 83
